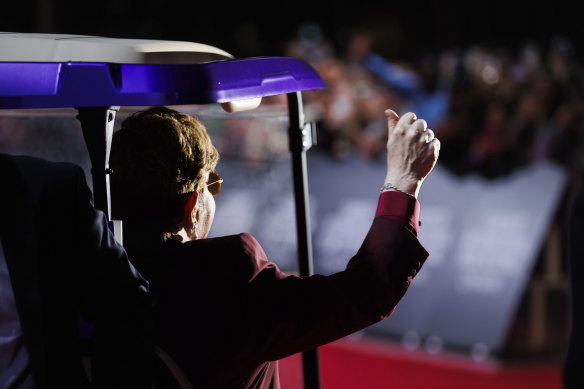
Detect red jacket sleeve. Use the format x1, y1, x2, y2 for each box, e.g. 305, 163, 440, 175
234, 213, 428, 362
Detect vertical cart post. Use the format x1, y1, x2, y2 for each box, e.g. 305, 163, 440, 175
76, 106, 119, 224
287, 91, 321, 389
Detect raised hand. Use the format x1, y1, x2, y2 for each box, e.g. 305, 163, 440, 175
383, 110, 440, 198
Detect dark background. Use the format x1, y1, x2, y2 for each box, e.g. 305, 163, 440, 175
3, 0, 584, 60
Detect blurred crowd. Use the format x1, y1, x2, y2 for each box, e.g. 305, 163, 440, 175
5, 24, 582, 185
281, 24, 584, 181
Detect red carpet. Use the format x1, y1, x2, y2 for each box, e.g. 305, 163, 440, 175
279, 337, 562, 389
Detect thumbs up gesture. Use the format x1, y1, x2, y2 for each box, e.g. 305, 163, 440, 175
383, 110, 440, 198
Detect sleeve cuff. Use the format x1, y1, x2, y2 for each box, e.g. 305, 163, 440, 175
375, 191, 420, 234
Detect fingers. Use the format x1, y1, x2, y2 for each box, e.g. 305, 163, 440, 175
394, 112, 427, 135
423, 129, 435, 143
425, 131, 440, 153
384, 109, 400, 132
399, 111, 440, 156
385, 109, 439, 148
411, 119, 428, 134
384, 109, 400, 121
396, 112, 417, 130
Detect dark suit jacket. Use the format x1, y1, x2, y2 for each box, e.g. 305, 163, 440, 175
565, 188, 584, 388
126, 211, 428, 388
0, 154, 150, 389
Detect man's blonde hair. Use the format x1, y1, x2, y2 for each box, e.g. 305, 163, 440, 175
110, 106, 219, 238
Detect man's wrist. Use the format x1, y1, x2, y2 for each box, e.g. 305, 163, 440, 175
381, 178, 421, 198
380, 182, 415, 197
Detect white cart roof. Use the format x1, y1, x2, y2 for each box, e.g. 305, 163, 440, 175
0, 32, 233, 64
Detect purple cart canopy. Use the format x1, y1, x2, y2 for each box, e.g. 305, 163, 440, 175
0, 57, 324, 109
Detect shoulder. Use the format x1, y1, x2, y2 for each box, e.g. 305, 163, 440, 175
182, 232, 263, 255
183, 232, 267, 262
0, 154, 88, 210
1, 153, 85, 189
1, 153, 80, 173
170, 233, 273, 283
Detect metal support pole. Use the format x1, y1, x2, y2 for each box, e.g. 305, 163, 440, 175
287, 92, 321, 389
76, 106, 119, 221
75, 106, 120, 351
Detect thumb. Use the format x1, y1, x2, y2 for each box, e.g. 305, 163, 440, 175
385, 109, 399, 131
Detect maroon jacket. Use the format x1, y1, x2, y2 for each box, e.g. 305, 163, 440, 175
126, 192, 429, 388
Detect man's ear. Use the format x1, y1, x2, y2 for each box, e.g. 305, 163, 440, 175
182, 191, 199, 230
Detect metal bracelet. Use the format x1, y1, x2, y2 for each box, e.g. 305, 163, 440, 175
380, 182, 415, 197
